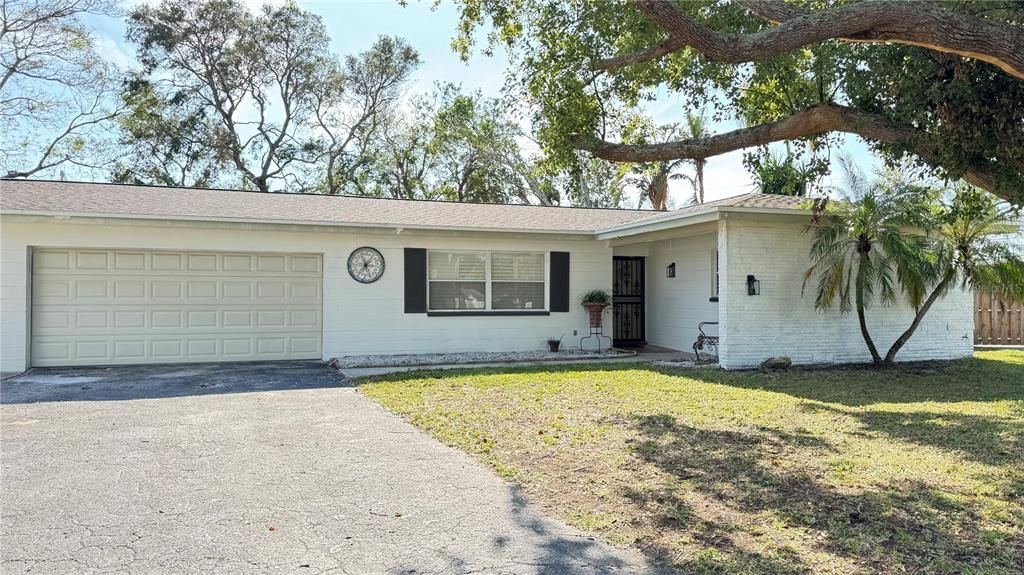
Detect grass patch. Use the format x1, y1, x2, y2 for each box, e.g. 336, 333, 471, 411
360, 351, 1024, 574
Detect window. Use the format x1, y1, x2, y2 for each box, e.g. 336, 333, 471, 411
427, 251, 546, 312
428, 251, 486, 310
491, 252, 545, 310
711, 250, 720, 298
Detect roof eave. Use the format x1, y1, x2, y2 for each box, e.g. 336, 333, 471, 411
719, 206, 811, 217
594, 204, 812, 240
0, 209, 603, 236
595, 208, 722, 240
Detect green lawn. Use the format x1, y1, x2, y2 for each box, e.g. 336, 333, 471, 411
360, 351, 1024, 575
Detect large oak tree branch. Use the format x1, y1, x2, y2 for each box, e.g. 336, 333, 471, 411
595, 0, 1024, 79
574, 103, 998, 193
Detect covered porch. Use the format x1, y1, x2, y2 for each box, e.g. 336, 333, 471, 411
607, 219, 721, 359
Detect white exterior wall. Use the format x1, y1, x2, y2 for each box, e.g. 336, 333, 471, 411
718, 214, 974, 369
613, 232, 719, 350
0, 216, 611, 372
0, 236, 30, 372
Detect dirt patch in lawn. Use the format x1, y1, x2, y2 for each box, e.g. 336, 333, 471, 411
360, 351, 1024, 575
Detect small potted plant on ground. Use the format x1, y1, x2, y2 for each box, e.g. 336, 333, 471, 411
546, 335, 563, 352
581, 289, 612, 327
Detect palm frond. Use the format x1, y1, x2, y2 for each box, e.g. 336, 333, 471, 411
839, 261, 854, 315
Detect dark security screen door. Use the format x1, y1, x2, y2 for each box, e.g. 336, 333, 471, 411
612, 257, 645, 345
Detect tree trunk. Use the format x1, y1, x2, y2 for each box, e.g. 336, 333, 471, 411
856, 253, 883, 365
649, 171, 669, 210
597, 0, 1024, 79
883, 272, 955, 365
695, 159, 705, 204
575, 103, 1001, 198
252, 176, 270, 193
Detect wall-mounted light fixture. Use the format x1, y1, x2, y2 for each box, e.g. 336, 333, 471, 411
747, 274, 760, 296
666, 262, 676, 278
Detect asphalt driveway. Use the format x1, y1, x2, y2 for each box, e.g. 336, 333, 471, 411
0, 363, 657, 575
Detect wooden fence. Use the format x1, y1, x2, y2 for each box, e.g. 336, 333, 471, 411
975, 291, 1024, 345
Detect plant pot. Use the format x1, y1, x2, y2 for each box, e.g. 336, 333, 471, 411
547, 340, 561, 352
583, 302, 608, 327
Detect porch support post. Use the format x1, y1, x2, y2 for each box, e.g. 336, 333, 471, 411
716, 216, 731, 368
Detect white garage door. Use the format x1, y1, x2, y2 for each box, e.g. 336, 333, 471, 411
30, 248, 323, 367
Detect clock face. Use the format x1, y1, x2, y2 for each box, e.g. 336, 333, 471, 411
347, 247, 385, 284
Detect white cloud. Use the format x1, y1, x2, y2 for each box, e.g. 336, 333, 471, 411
94, 34, 136, 70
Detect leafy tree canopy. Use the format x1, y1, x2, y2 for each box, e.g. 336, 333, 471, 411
450, 0, 1024, 205
124, 0, 420, 192
353, 82, 627, 206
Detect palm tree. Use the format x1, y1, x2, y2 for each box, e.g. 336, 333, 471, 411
802, 162, 930, 365
620, 118, 698, 210
883, 186, 1024, 363
623, 147, 690, 211
684, 112, 710, 204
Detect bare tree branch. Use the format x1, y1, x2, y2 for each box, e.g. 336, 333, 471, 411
595, 0, 1024, 79
1, 0, 122, 178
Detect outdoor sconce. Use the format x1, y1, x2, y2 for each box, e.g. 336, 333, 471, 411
666, 262, 676, 278
747, 275, 761, 296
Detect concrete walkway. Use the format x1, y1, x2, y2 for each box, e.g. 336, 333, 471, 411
339, 350, 695, 378
0, 363, 661, 574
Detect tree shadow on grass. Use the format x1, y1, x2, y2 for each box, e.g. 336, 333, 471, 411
620, 482, 815, 575
626, 413, 1023, 575
801, 402, 1024, 467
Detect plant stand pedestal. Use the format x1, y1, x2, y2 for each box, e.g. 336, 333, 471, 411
580, 324, 611, 352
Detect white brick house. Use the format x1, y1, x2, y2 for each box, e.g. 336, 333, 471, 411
0, 180, 974, 372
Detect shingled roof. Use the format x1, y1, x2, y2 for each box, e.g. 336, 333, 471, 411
0, 179, 807, 234
0, 179, 656, 233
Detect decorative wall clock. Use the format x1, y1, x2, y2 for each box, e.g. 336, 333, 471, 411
347, 247, 385, 283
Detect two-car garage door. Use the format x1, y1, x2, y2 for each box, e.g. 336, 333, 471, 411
30, 248, 323, 367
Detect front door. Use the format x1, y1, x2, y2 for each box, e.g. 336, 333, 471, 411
612, 256, 645, 346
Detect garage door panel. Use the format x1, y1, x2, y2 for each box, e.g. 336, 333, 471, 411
32, 249, 323, 277
291, 337, 320, 355
114, 340, 146, 360
76, 251, 110, 269
33, 341, 70, 363
31, 248, 323, 366
290, 255, 321, 273
115, 310, 146, 328
115, 280, 147, 299
34, 250, 71, 270
32, 332, 324, 366
32, 307, 322, 335
114, 251, 147, 270
257, 255, 287, 272
35, 277, 322, 306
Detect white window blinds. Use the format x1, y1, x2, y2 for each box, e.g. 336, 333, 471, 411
427, 251, 546, 311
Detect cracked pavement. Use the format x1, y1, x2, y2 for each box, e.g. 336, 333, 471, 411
0, 363, 658, 574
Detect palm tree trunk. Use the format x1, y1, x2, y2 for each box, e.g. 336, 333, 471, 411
883, 272, 955, 365
856, 254, 883, 365
696, 159, 705, 204
650, 172, 669, 210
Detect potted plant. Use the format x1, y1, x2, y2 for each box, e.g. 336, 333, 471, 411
546, 336, 563, 352
581, 289, 612, 327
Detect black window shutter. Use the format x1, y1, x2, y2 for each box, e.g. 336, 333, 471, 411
404, 248, 427, 313
550, 251, 570, 312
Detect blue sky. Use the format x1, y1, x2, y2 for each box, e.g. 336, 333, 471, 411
89, 0, 880, 205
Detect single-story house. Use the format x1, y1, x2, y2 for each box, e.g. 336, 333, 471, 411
0, 179, 974, 372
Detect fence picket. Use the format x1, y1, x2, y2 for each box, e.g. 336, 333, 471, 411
975, 291, 1023, 345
